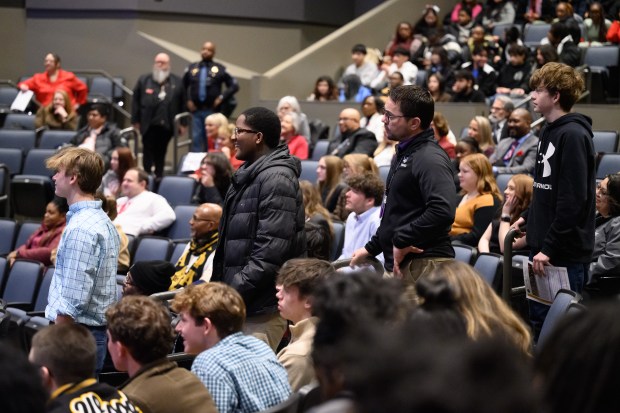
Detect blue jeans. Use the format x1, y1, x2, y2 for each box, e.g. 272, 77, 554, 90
191, 109, 213, 152
528, 257, 588, 342
87, 326, 108, 376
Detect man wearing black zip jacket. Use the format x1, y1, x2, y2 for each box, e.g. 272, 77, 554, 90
350, 85, 457, 298
512, 62, 595, 340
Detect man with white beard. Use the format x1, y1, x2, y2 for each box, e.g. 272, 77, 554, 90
132, 53, 186, 179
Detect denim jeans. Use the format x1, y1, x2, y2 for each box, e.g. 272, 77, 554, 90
87, 326, 108, 376
528, 257, 588, 342
191, 109, 213, 152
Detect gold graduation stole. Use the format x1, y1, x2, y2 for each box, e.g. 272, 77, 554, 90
169, 232, 218, 290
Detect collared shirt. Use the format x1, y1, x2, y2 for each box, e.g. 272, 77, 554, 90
114, 190, 176, 237
277, 317, 318, 392
192, 332, 291, 413
502, 133, 531, 165
46, 200, 120, 326
339, 206, 384, 263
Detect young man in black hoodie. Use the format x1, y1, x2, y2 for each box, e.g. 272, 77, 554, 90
350, 85, 457, 300
513, 62, 595, 339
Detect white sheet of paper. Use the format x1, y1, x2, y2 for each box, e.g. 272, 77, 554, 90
523, 261, 570, 305
181, 152, 207, 173
10, 90, 34, 112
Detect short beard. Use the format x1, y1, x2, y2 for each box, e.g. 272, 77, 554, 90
152, 67, 170, 84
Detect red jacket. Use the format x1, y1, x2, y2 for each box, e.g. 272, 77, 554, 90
18, 69, 88, 106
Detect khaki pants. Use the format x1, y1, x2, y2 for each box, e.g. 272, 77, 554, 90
243, 313, 287, 352
385, 257, 454, 303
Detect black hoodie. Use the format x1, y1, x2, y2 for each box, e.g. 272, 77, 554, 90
212, 143, 306, 316
526, 113, 596, 263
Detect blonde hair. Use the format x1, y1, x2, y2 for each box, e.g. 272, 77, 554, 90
425, 261, 532, 355
46, 147, 104, 194
318, 155, 344, 199
343, 153, 379, 176
205, 113, 231, 139
471, 116, 494, 152
460, 153, 503, 202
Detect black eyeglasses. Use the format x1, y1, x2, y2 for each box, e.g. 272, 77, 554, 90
380, 109, 407, 122
234, 127, 259, 137
191, 215, 216, 223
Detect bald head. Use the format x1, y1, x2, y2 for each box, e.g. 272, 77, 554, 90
190, 203, 222, 239
339, 108, 361, 134
507, 108, 532, 138
154, 53, 170, 71
201, 42, 216, 61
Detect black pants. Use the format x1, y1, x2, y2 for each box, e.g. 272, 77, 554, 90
143, 126, 172, 178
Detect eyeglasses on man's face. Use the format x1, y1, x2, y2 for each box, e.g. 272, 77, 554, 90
380, 108, 407, 123
234, 127, 259, 137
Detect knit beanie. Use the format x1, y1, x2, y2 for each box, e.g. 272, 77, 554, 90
129, 260, 175, 296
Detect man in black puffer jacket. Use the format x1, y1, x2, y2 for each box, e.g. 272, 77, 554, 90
212, 106, 306, 351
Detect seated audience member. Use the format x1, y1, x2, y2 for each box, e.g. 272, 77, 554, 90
450, 153, 503, 246
7, 197, 67, 267
424, 261, 531, 353
114, 168, 176, 237
546, 22, 581, 68
18, 52, 87, 107
446, 0, 483, 25
452, 137, 482, 191
191, 152, 233, 205
276, 96, 311, 140
276, 258, 335, 391
379, 71, 405, 101
531, 44, 559, 75
384, 21, 415, 57
340, 44, 380, 89
464, 25, 500, 60
29, 324, 139, 412
317, 155, 347, 214
427, 72, 453, 103
370, 47, 418, 89
451, 70, 486, 103
489, 95, 514, 143
488, 108, 538, 175
468, 115, 495, 157
101, 147, 136, 198
307, 75, 339, 101
300, 180, 334, 238
360, 95, 385, 143
0, 343, 47, 413
346, 328, 536, 413
170, 203, 222, 289
461, 45, 498, 98
204, 112, 230, 152
280, 111, 309, 159
427, 47, 457, 91
171, 283, 291, 413
70, 103, 126, 168
432, 112, 456, 159
106, 296, 218, 413
311, 271, 409, 408
373, 136, 397, 167
446, 6, 476, 45
587, 174, 620, 286
413, 5, 441, 41
338, 172, 384, 263
34, 89, 78, 131
122, 260, 175, 296
332, 154, 379, 222
582, 2, 611, 46
327, 108, 378, 158
535, 301, 620, 413
482, 0, 516, 30
495, 45, 531, 97
479, 174, 533, 254
99, 194, 131, 273
305, 221, 331, 261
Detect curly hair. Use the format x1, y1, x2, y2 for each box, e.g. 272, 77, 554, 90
529, 62, 584, 112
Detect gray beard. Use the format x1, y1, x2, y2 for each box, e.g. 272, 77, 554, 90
152, 68, 170, 84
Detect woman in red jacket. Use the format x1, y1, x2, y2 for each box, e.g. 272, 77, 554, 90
7, 197, 68, 266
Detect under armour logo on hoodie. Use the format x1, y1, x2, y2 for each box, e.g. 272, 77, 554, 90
539, 142, 555, 178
